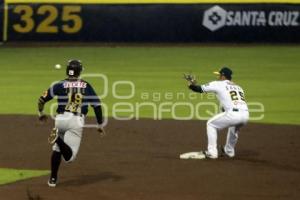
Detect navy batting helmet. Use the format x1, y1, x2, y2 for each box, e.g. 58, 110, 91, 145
66, 59, 83, 77
213, 67, 233, 80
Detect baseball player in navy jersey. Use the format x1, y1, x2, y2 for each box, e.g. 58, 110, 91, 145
184, 67, 249, 159
38, 60, 105, 187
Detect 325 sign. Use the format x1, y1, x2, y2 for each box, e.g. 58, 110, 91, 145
8, 4, 83, 37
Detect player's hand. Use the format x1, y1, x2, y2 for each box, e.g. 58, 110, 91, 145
97, 124, 106, 137
183, 73, 197, 86
38, 112, 48, 123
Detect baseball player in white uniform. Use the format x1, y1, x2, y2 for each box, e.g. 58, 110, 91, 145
185, 67, 249, 159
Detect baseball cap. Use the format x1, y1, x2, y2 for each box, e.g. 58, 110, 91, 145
213, 67, 233, 80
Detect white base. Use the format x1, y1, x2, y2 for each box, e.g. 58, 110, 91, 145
179, 151, 206, 160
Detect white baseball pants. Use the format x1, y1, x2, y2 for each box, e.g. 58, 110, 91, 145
206, 110, 249, 158
52, 112, 85, 162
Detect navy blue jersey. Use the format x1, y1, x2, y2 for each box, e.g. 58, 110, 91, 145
38, 78, 103, 124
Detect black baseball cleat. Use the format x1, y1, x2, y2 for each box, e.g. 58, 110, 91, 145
47, 177, 57, 187
219, 146, 234, 158
48, 128, 58, 145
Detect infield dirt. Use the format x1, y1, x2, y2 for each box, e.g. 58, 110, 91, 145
0, 115, 299, 200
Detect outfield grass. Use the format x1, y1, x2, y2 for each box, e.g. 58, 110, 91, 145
0, 45, 299, 125
0, 168, 49, 185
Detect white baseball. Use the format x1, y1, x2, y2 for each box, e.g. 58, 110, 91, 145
55, 64, 61, 69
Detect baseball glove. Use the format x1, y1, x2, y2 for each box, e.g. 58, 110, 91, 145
183, 73, 197, 85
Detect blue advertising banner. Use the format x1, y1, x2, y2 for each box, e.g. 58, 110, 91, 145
4, 3, 300, 42
0, 0, 3, 42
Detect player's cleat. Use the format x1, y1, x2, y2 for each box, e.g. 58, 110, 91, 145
48, 128, 58, 145
180, 151, 217, 160
202, 151, 218, 159
219, 146, 234, 158
47, 177, 57, 187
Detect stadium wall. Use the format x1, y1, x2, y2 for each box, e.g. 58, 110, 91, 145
0, 0, 3, 41
1, 0, 300, 42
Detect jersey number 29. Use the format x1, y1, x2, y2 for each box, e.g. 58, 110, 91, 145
230, 91, 245, 101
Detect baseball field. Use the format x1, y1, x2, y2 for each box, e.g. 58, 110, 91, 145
0, 44, 299, 199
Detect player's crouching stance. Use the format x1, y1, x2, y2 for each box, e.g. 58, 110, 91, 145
37, 60, 105, 187
183, 67, 249, 160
